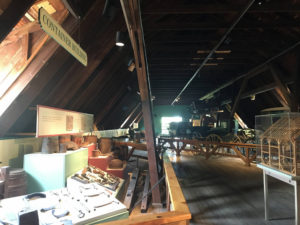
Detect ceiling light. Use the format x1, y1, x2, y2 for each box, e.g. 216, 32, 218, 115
214, 50, 231, 54
116, 31, 126, 46
197, 50, 231, 54
250, 95, 256, 101
204, 63, 218, 66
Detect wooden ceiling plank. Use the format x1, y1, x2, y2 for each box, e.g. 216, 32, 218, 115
94, 86, 129, 126
82, 66, 131, 113
99, 91, 139, 129
48, 15, 124, 109
68, 48, 129, 110
0, 1, 106, 137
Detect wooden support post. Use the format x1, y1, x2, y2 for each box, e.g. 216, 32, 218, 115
121, 0, 162, 205
141, 172, 150, 213
124, 168, 139, 209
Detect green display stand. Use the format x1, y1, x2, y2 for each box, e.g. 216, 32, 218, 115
24, 148, 88, 193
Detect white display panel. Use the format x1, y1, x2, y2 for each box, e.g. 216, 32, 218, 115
36, 105, 94, 137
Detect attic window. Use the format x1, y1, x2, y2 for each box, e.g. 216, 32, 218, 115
161, 116, 182, 135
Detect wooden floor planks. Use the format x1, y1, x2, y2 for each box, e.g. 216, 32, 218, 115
169, 151, 295, 225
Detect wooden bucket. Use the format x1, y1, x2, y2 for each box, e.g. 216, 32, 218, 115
84, 135, 98, 144
100, 138, 112, 154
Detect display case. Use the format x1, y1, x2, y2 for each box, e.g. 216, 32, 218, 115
0, 186, 128, 225
24, 148, 88, 193
255, 112, 300, 175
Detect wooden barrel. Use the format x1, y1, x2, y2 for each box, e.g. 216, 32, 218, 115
84, 135, 98, 144
100, 138, 112, 154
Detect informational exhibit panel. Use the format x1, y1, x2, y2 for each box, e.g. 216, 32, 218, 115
36, 105, 94, 137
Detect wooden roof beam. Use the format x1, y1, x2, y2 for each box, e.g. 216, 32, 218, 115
0, 0, 35, 43
270, 64, 298, 111
0, 1, 108, 137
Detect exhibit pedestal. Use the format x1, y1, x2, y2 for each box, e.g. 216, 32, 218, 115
24, 148, 88, 193
88, 155, 112, 171
88, 155, 126, 179
0, 187, 128, 225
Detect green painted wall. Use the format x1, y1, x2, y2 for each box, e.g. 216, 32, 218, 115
0, 137, 42, 168
139, 105, 191, 136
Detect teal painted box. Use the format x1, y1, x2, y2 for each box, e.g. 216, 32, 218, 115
24, 148, 88, 193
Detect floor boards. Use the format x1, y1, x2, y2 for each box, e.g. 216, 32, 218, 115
169, 151, 295, 225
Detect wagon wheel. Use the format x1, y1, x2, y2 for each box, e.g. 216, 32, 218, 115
205, 134, 223, 155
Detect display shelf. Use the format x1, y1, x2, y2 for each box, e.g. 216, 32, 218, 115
0, 186, 128, 225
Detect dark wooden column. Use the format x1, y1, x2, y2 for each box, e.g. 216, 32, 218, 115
120, 0, 161, 205
229, 78, 248, 131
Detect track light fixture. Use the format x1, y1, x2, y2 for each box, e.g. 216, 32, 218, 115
116, 31, 126, 47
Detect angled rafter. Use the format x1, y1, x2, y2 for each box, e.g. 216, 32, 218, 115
45, 14, 124, 109
0, 1, 108, 137
120, 103, 141, 128
0, 0, 35, 43
129, 110, 142, 127
270, 64, 298, 111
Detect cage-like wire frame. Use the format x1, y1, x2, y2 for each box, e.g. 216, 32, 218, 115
257, 113, 300, 176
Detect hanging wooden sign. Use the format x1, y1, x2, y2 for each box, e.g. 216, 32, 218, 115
38, 7, 87, 66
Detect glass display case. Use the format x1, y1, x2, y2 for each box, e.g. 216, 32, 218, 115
255, 112, 300, 175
